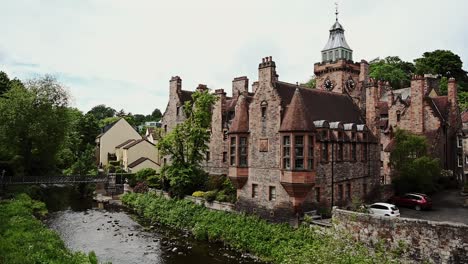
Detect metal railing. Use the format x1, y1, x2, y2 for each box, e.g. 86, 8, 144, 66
0, 175, 108, 185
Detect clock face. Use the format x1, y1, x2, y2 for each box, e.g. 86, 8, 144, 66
345, 78, 355, 92
324, 79, 334, 91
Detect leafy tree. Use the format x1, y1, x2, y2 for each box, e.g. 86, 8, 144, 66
116, 109, 126, 117
0, 75, 70, 175
390, 130, 441, 194
414, 50, 467, 89
303, 76, 316, 89
151, 108, 162, 121
0, 71, 11, 95
369, 56, 415, 89
87, 104, 116, 120
158, 90, 217, 197
133, 114, 146, 125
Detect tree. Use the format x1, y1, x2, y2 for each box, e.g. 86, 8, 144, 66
414, 50, 467, 90
369, 56, 415, 89
133, 114, 146, 125
303, 76, 316, 89
0, 75, 71, 175
87, 104, 116, 120
0, 71, 11, 95
390, 130, 441, 194
158, 90, 217, 197
151, 108, 162, 121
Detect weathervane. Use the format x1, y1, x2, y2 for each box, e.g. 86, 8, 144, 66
335, 2, 339, 21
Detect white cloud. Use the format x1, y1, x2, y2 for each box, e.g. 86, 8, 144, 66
1, 0, 467, 114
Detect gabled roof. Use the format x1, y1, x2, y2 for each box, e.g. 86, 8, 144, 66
115, 139, 136, 149
274, 81, 364, 124
127, 157, 159, 168
280, 88, 316, 132
123, 138, 155, 149
430, 96, 449, 121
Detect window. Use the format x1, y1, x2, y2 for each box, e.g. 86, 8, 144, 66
308, 136, 314, 169
396, 110, 401, 122
163, 158, 167, 165
458, 155, 463, 167
346, 183, 351, 200
466, 156, 468, 164
338, 143, 343, 161
283, 136, 291, 169
261, 101, 268, 120
164, 125, 167, 133
294, 136, 304, 169
239, 137, 248, 167
321, 130, 328, 140
269, 186, 276, 201
351, 142, 357, 161
363, 183, 367, 196
315, 187, 320, 202
206, 151, 210, 161
176, 106, 180, 116
222, 152, 227, 163
322, 142, 329, 162
252, 184, 258, 198
458, 137, 463, 148
230, 137, 236, 166
338, 184, 343, 201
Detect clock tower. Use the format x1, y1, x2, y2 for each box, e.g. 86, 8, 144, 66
314, 7, 369, 109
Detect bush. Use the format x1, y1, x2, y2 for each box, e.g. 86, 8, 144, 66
215, 190, 228, 202
109, 160, 121, 166
135, 168, 157, 182
147, 174, 162, 189
133, 182, 149, 193
192, 191, 205, 197
122, 192, 405, 264
204, 190, 217, 202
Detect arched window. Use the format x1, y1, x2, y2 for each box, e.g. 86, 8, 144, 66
261, 101, 268, 120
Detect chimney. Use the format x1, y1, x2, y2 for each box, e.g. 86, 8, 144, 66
169, 76, 182, 96
252, 81, 259, 94
359, 60, 369, 83
258, 56, 277, 84
388, 90, 394, 108
410, 75, 425, 134
196, 84, 208, 92
448, 78, 458, 127
232, 76, 249, 97
366, 81, 380, 137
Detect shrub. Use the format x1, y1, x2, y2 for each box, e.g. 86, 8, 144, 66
204, 190, 217, 202
147, 174, 162, 189
133, 182, 149, 193
115, 166, 125, 173
192, 191, 205, 197
109, 160, 121, 166
215, 190, 228, 202
135, 168, 157, 182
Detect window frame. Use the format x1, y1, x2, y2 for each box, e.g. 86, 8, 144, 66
230, 136, 236, 166
252, 184, 259, 198
269, 186, 276, 201
283, 135, 291, 169
239, 136, 248, 167
294, 135, 304, 170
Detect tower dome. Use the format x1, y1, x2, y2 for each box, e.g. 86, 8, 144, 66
321, 7, 353, 62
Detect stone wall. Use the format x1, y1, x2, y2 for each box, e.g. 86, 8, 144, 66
332, 208, 468, 264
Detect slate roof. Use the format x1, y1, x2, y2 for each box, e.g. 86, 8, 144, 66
179, 90, 194, 103
280, 88, 316, 132
123, 138, 155, 149
127, 157, 159, 168
274, 81, 364, 124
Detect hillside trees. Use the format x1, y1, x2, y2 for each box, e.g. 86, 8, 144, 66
158, 90, 217, 197
0, 75, 71, 175
390, 130, 441, 194
369, 56, 415, 89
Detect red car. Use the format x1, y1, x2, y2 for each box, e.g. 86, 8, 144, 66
390, 193, 432, 211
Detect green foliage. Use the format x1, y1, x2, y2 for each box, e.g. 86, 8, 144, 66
87, 104, 116, 120
390, 129, 441, 194
369, 56, 415, 89
303, 76, 316, 89
204, 190, 217, 202
0, 75, 71, 175
133, 182, 149, 193
192, 191, 205, 197
158, 90, 217, 197
151, 108, 162, 121
0, 194, 94, 263
122, 192, 404, 264
135, 168, 157, 181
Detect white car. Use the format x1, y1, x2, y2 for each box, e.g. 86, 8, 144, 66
368, 202, 400, 217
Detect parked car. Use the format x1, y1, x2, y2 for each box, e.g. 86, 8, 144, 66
368, 203, 400, 217
389, 193, 432, 211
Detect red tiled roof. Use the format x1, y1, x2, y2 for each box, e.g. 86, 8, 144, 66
280, 88, 316, 132
127, 157, 159, 168
229, 96, 250, 133
274, 81, 364, 124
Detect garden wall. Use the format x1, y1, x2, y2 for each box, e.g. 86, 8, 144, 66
332, 208, 468, 264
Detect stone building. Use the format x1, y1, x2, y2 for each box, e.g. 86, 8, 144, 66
462, 111, 468, 183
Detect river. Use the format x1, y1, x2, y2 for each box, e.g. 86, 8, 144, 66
41, 186, 261, 264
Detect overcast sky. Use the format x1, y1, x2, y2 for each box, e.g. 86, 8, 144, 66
1, 0, 467, 115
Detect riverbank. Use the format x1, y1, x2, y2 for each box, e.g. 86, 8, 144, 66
122, 192, 405, 264
0, 193, 99, 264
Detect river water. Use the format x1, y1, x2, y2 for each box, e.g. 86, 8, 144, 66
41, 186, 261, 264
